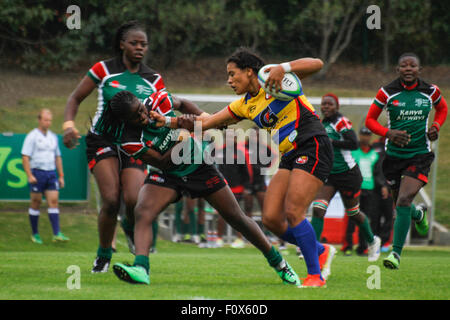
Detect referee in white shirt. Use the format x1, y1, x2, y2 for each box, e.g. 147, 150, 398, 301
21, 109, 69, 244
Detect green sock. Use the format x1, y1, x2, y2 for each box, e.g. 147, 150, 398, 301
121, 216, 134, 233
198, 223, 205, 236
263, 246, 283, 268
311, 216, 324, 241
182, 222, 189, 235
410, 204, 422, 221
392, 206, 411, 256
97, 246, 113, 260
175, 201, 183, 233
188, 211, 197, 235
134, 255, 149, 274
356, 215, 374, 244
152, 221, 158, 248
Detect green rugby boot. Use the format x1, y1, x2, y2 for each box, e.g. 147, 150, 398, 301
275, 259, 301, 286
52, 232, 70, 242
414, 204, 429, 236
383, 252, 400, 270
113, 263, 150, 285
31, 233, 43, 244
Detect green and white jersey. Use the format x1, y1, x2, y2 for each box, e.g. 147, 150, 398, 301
352, 148, 379, 190
322, 113, 356, 174
120, 110, 209, 178
373, 78, 442, 159
86, 57, 166, 135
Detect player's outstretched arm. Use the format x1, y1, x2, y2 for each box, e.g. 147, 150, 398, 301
150, 107, 238, 131
172, 95, 210, 117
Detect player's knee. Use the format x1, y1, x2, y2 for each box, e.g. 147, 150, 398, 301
312, 200, 328, 219
262, 214, 280, 232
101, 195, 121, 216
284, 205, 307, 226
134, 203, 157, 224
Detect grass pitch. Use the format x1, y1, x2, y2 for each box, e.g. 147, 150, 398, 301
0, 211, 449, 300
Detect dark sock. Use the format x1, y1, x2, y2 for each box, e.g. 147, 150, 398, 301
152, 221, 158, 248
134, 255, 149, 274
48, 208, 60, 235
356, 215, 375, 244
97, 246, 113, 260
281, 225, 325, 255
292, 219, 321, 276
28, 208, 39, 234
188, 211, 197, 235
263, 246, 283, 268
392, 206, 411, 256
311, 216, 324, 241
410, 204, 422, 221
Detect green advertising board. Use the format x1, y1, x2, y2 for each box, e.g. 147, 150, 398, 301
0, 133, 89, 201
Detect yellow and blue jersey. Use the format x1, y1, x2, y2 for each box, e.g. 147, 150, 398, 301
227, 88, 326, 157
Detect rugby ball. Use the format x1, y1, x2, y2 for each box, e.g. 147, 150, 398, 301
257, 64, 302, 101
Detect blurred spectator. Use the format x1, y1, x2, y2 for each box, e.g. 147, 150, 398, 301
216, 136, 250, 248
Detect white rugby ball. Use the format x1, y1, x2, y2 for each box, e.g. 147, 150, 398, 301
257, 64, 302, 101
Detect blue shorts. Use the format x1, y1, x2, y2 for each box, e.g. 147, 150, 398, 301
29, 169, 59, 193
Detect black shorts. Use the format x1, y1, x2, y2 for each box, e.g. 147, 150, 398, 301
144, 164, 227, 201
86, 131, 147, 172
382, 152, 434, 190
246, 174, 267, 194
326, 165, 362, 199
279, 135, 333, 183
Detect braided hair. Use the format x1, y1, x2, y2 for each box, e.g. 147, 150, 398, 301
97, 91, 137, 142
114, 20, 146, 55
226, 47, 265, 75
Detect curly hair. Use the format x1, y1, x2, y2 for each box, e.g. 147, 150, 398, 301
226, 47, 265, 74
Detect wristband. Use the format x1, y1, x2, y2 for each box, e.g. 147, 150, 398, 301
164, 116, 173, 128
431, 122, 441, 131
62, 121, 76, 131
280, 62, 292, 73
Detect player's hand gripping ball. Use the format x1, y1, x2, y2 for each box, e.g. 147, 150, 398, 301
257, 64, 302, 101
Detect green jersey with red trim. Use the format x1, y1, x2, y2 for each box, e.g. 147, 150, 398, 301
119, 109, 209, 178
373, 78, 442, 159
86, 57, 166, 135
322, 113, 356, 174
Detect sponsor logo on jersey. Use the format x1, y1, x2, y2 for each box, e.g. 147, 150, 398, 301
392, 100, 406, 107
109, 80, 127, 90
136, 84, 153, 96
415, 98, 429, 108
296, 155, 308, 164
145, 140, 153, 148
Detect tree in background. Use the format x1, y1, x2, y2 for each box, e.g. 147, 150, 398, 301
0, 0, 448, 74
